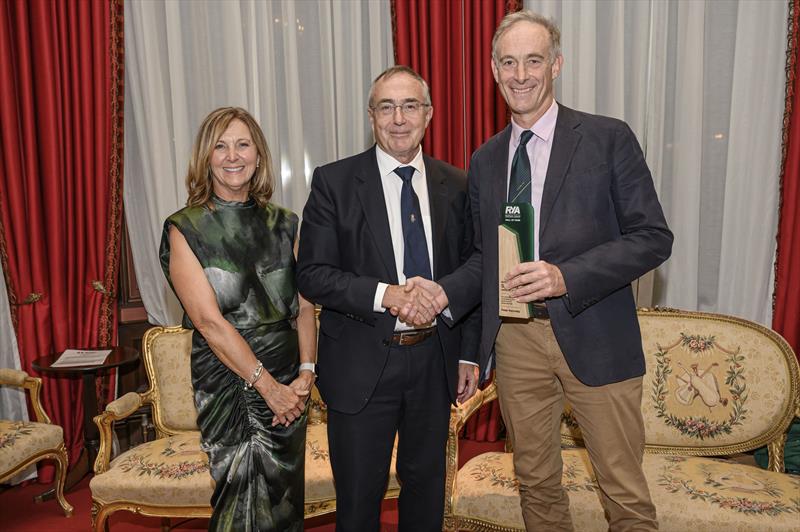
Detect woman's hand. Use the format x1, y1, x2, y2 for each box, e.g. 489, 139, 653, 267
257, 378, 308, 427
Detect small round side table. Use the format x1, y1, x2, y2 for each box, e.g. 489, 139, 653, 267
32, 346, 139, 492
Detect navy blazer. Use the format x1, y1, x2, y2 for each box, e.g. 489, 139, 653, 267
440, 104, 673, 386
297, 146, 480, 413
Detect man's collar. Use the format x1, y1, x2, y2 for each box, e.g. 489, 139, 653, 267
511, 100, 559, 145
375, 144, 424, 177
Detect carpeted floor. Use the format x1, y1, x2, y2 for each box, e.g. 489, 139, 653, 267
0, 439, 503, 531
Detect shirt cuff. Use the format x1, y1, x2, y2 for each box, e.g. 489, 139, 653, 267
374, 282, 389, 313
459, 360, 478, 366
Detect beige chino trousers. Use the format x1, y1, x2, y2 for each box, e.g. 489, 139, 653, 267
495, 318, 658, 532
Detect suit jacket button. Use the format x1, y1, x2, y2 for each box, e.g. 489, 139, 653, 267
382, 339, 390, 347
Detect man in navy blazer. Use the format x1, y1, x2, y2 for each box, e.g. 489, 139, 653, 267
410, 10, 673, 532
296, 66, 480, 532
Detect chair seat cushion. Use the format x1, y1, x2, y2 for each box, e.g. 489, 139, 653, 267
453, 449, 800, 532
90, 432, 213, 507
0, 420, 63, 479
91, 424, 401, 508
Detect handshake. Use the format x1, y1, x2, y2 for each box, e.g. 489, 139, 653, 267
382, 276, 449, 327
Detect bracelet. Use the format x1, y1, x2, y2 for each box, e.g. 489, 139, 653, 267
244, 361, 264, 390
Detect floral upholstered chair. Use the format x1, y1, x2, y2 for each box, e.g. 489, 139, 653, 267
90, 325, 401, 531
0, 368, 73, 517
444, 308, 800, 532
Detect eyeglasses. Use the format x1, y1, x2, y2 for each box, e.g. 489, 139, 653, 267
371, 101, 430, 117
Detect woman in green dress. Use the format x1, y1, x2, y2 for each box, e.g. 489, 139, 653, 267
159, 107, 317, 531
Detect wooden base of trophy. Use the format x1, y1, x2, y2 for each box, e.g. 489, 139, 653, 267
499, 225, 531, 319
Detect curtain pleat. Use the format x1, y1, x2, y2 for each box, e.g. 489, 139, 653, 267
774, 0, 800, 358
0, 0, 122, 480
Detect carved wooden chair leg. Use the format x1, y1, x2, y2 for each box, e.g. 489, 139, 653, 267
91, 502, 105, 532
53, 445, 73, 517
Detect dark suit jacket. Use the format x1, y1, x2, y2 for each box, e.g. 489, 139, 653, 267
440, 104, 673, 386
297, 146, 479, 414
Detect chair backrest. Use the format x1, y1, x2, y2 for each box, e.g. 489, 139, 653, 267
560, 308, 800, 456
142, 326, 199, 435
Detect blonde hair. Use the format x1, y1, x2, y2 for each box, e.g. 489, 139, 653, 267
492, 10, 562, 64
185, 107, 275, 208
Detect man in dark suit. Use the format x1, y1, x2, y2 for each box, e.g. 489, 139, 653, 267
296, 66, 480, 532
410, 10, 673, 532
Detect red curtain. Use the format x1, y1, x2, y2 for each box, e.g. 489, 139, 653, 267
774, 0, 800, 359
393, 0, 511, 169
0, 0, 124, 479
393, 0, 518, 440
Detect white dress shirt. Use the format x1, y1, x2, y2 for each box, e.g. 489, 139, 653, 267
370, 145, 476, 366
372, 145, 434, 332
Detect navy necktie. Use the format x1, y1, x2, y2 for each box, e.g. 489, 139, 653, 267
394, 166, 432, 280
508, 130, 534, 203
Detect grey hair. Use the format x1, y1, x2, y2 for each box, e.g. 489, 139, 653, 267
492, 10, 562, 64
368, 65, 431, 107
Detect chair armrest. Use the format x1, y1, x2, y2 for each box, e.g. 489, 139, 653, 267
93, 392, 144, 474
0, 370, 52, 424
105, 392, 144, 418
767, 393, 800, 473
444, 382, 498, 520
0, 368, 28, 386
450, 382, 497, 433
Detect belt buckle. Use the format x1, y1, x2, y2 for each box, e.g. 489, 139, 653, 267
398, 332, 416, 346
401, 330, 423, 346
395, 327, 433, 346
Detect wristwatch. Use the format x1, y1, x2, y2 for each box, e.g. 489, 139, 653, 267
299, 362, 317, 376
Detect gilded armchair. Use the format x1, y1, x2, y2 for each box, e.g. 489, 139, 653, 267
0, 368, 73, 517
90, 325, 400, 531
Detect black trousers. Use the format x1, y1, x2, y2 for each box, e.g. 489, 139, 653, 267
326, 333, 451, 532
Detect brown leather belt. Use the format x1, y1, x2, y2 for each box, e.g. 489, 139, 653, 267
531, 303, 549, 320
390, 327, 437, 346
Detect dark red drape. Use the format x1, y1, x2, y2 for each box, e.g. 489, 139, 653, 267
774, 0, 800, 359
0, 0, 123, 479
392, 0, 510, 169
392, 0, 518, 440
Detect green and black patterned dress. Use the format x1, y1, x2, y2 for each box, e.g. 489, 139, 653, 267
159, 195, 305, 531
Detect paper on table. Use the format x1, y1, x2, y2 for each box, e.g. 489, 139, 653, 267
50, 349, 112, 368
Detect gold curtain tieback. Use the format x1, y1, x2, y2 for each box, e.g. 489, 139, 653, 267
15, 292, 43, 305
92, 280, 115, 297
